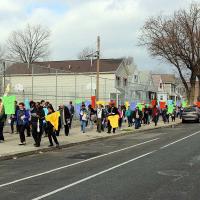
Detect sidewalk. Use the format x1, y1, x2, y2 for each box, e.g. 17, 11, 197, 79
0, 119, 182, 160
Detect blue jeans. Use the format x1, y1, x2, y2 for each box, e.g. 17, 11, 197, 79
135, 118, 141, 129
81, 120, 87, 133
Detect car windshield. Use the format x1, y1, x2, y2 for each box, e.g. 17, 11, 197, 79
184, 107, 196, 112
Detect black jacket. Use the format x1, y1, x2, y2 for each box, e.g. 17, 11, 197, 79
60, 106, 71, 125
133, 110, 143, 119
30, 106, 45, 125
107, 106, 119, 116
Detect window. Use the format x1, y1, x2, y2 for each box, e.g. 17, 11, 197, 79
123, 78, 127, 87
171, 85, 176, 92
134, 75, 138, 82
116, 76, 120, 87
160, 83, 162, 89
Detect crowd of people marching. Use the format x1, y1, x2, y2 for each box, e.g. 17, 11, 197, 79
0, 99, 185, 148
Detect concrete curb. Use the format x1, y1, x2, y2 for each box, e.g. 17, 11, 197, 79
0, 122, 181, 161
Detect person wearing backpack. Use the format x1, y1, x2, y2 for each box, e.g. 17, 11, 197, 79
16, 102, 30, 145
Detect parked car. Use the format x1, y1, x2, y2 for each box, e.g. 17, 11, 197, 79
182, 106, 200, 123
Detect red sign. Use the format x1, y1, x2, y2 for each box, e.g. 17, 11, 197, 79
91, 96, 96, 108
159, 101, 166, 109
151, 100, 157, 107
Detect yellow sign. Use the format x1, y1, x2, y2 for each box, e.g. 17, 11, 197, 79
125, 101, 130, 109
108, 115, 119, 128
96, 101, 105, 105
45, 111, 60, 131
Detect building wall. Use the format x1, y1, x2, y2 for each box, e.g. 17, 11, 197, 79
5, 73, 117, 107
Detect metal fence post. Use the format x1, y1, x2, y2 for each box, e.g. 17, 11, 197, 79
55, 70, 58, 109
31, 64, 34, 100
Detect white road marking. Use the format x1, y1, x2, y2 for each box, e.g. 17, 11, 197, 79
32, 150, 157, 200
160, 130, 200, 149
0, 138, 159, 188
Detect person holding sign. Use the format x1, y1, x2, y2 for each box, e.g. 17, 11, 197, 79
0, 99, 6, 142
107, 102, 119, 134
45, 105, 60, 147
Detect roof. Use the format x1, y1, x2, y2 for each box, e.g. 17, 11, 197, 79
6, 59, 124, 75
152, 74, 176, 85
160, 74, 176, 84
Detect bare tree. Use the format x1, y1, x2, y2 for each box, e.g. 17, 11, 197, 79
77, 47, 96, 60
0, 45, 4, 59
139, 2, 200, 103
7, 24, 50, 63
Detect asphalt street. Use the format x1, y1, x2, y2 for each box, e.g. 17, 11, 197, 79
0, 123, 200, 200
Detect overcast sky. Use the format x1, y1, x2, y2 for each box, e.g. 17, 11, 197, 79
0, 0, 196, 72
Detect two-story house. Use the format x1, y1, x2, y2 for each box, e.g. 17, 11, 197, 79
152, 74, 185, 102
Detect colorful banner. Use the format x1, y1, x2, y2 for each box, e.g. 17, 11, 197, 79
130, 102, 136, 110
24, 98, 30, 110
43, 107, 48, 116
176, 100, 181, 107
137, 103, 144, 111
45, 111, 60, 131
196, 102, 200, 108
91, 96, 96, 108
167, 100, 173, 105
182, 101, 187, 108
125, 101, 130, 109
96, 101, 105, 105
151, 100, 157, 107
85, 100, 91, 107
75, 99, 82, 104
2, 96, 16, 115
168, 105, 174, 114
108, 115, 119, 128
159, 101, 166, 109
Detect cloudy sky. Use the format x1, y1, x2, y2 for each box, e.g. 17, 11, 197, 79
0, 0, 195, 72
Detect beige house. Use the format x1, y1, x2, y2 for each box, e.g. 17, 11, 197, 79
4, 58, 136, 107
152, 74, 186, 102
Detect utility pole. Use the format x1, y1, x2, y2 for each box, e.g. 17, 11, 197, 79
96, 36, 100, 101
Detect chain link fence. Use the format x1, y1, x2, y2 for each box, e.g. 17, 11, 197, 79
0, 60, 156, 114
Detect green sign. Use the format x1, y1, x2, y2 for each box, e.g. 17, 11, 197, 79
2, 96, 16, 114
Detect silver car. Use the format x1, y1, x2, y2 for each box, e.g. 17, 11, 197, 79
182, 107, 200, 123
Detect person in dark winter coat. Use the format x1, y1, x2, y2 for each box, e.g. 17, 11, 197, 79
16, 102, 30, 145
133, 107, 143, 129
152, 105, 160, 126
30, 102, 45, 147
68, 101, 74, 129
107, 103, 119, 134
0, 99, 6, 142
59, 105, 71, 136
46, 105, 59, 147
96, 104, 106, 133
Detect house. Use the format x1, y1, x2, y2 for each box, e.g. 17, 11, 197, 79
152, 74, 186, 102
4, 58, 136, 107
4, 58, 158, 107
123, 69, 157, 103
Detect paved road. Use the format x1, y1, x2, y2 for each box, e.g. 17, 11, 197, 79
0, 123, 200, 200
